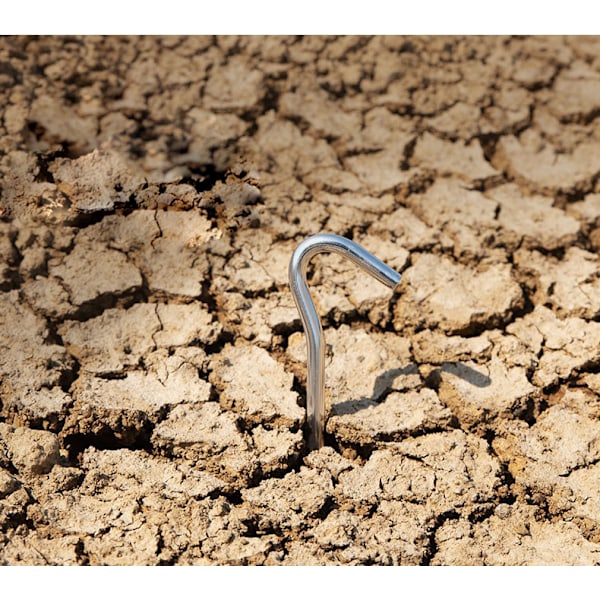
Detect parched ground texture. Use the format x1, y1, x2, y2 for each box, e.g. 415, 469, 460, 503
1, 35, 600, 565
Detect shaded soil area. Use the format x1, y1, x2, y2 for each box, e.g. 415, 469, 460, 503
1, 35, 600, 565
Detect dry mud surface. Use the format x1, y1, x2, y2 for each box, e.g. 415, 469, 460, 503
1, 35, 600, 565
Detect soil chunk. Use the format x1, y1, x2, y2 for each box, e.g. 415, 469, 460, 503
432, 503, 600, 565
50, 242, 142, 308
394, 253, 523, 334
0, 291, 74, 397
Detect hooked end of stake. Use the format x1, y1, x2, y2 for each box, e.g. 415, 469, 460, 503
377, 263, 402, 291
390, 270, 402, 290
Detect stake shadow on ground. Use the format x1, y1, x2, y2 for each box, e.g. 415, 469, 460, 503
331, 362, 491, 417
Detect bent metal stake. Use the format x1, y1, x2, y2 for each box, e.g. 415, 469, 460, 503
289, 233, 402, 451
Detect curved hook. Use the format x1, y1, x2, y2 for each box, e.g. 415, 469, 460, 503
289, 233, 402, 450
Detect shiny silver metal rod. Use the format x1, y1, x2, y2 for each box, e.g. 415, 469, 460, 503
289, 233, 402, 451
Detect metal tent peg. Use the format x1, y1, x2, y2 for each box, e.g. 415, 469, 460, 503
289, 233, 402, 450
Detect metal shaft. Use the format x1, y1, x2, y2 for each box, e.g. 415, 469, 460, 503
289, 233, 402, 451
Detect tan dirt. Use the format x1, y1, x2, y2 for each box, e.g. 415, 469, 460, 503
1, 35, 600, 565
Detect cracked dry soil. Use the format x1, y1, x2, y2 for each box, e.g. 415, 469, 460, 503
1, 35, 600, 566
